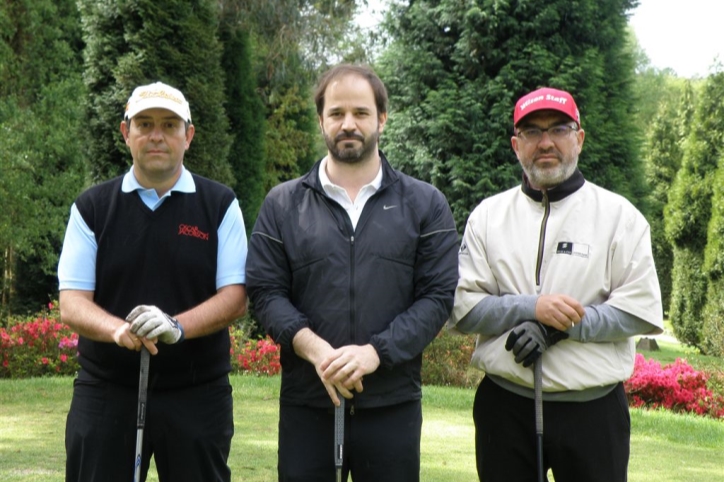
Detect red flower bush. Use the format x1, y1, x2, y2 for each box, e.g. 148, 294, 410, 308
229, 326, 280, 376
625, 353, 724, 419
1, 302, 80, 378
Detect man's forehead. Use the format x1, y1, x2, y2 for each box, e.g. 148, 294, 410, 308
131, 108, 184, 120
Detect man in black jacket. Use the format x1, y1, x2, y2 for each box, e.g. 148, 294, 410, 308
246, 64, 459, 482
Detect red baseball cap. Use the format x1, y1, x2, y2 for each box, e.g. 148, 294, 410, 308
513, 87, 580, 128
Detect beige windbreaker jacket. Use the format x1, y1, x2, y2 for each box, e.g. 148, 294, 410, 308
451, 174, 663, 392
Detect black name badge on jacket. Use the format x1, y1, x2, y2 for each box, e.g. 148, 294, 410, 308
556, 241, 590, 258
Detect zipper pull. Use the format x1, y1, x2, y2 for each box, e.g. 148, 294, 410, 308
350, 404, 355, 416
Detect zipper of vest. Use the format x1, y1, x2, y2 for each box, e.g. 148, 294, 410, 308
535, 191, 550, 288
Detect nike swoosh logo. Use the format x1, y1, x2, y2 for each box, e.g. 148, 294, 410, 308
383, 205, 398, 210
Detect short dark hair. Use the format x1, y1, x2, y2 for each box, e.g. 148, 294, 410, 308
314, 64, 388, 117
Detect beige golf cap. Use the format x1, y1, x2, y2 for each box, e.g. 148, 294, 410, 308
124, 82, 191, 122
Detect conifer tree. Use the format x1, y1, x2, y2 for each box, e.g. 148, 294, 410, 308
220, 22, 266, 236
0, 0, 86, 314
78, 0, 234, 185
377, 0, 646, 229
643, 81, 692, 315
666, 73, 724, 349
698, 71, 724, 356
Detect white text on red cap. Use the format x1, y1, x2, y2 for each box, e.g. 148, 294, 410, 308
519, 93, 569, 112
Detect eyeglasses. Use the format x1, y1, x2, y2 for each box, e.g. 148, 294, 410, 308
516, 124, 578, 142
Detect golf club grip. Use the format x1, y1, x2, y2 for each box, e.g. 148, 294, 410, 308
137, 347, 150, 429
334, 396, 345, 469
534, 358, 543, 434
133, 347, 150, 482
534, 358, 544, 482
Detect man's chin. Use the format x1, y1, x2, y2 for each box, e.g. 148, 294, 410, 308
529, 169, 565, 188
331, 152, 364, 164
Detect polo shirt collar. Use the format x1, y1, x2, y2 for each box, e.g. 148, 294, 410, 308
122, 165, 196, 194
318, 156, 383, 195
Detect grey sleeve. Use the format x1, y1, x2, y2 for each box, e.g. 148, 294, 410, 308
455, 296, 660, 342
454, 294, 539, 336
567, 304, 661, 342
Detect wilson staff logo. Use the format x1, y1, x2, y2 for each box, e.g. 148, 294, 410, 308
178, 224, 209, 241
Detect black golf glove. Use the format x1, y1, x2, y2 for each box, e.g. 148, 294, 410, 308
505, 321, 569, 367
126, 305, 185, 344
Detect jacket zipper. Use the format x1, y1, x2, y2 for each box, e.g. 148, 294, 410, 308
349, 234, 356, 417
349, 234, 356, 344
535, 191, 550, 288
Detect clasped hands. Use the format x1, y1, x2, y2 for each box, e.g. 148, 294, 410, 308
317, 344, 380, 407
112, 305, 185, 354
505, 294, 584, 367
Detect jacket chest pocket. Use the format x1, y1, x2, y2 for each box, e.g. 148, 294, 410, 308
287, 216, 347, 272
361, 219, 418, 267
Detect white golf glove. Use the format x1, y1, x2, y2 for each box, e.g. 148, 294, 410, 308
126, 305, 185, 344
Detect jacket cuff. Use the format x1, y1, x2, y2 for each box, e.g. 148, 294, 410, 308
278, 318, 310, 352
369, 336, 391, 369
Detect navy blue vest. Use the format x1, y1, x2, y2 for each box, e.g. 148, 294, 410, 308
74, 173, 236, 388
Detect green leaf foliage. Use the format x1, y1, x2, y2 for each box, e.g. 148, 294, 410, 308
0, 0, 86, 315
220, 23, 267, 236
668, 247, 707, 349
702, 279, 724, 357
643, 85, 690, 314
226, 0, 359, 189
377, 0, 647, 230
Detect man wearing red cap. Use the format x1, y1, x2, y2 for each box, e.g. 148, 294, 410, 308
449, 87, 663, 481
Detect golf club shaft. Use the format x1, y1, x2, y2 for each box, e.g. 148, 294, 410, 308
134, 347, 150, 482
335, 394, 345, 482
534, 358, 544, 482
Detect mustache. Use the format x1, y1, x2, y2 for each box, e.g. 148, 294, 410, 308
533, 149, 562, 161
335, 132, 364, 142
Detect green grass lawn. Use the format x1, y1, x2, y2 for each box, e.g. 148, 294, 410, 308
1, 366, 722, 481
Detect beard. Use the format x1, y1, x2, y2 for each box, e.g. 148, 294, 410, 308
324, 128, 380, 165
522, 149, 578, 189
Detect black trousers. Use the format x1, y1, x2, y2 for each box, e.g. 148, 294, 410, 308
473, 376, 630, 482
278, 400, 422, 482
65, 370, 234, 482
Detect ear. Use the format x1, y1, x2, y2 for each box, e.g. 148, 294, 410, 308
120, 120, 130, 145
185, 124, 195, 150
378, 112, 388, 133
511, 135, 520, 155
575, 128, 585, 154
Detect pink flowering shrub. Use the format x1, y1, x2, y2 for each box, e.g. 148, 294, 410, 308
229, 327, 281, 376
1, 302, 80, 378
625, 353, 724, 419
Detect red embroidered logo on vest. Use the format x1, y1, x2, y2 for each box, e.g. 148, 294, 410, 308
178, 224, 209, 240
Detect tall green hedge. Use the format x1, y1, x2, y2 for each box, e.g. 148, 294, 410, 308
666, 71, 724, 352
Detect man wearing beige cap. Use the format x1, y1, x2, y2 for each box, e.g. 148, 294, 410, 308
58, 82, 247, 481
449, 87, 663, 481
